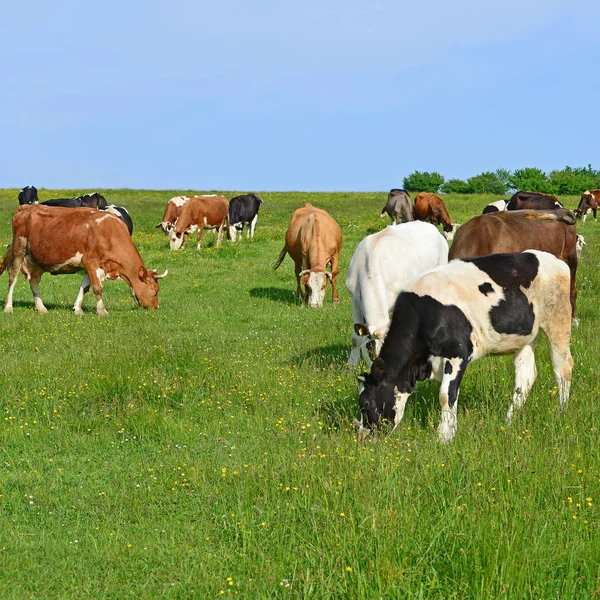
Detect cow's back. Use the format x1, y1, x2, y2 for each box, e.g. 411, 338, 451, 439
179, 195, 228, 229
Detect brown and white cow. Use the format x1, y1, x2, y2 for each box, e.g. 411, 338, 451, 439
156, 195, 194, 236
413, 192, 458, 241
575, 190, 599, 222
168, 195, 229, 250
449, 209, 579, 324
273, 203, 342, 307
0, 204, 166, 315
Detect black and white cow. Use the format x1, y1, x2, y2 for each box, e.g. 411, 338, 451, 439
482, 199, 508, 214
356, 251, 573, 443
379, 189, 413, 225
18, 186, 38, 205
104, 205, 133, 235
228, 193, 263, 242
42, 192, 108, 209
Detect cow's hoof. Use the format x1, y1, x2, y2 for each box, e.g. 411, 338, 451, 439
333, 297, 340, 304
4, 306, 13, 313
97, 309, 108, 317
572, 317, 579, 328
36, 307, 48, 314
74, 309, 84, 316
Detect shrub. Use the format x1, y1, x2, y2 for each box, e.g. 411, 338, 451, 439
467, 171, 508, 194
508, 168, 551, 194
440, 179, 472, 194
403, 171, 445, 193
548, 165, 600, 195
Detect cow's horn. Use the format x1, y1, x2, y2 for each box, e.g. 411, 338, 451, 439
299, 269, 311, 276
154, 269, 168, 279
325, 271, 333, 280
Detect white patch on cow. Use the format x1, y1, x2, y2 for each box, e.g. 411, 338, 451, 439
56, 252, 84, 270
85, 224, 89, 229
171, 196, 189, 207
203, 216, 208, 226
307, 271, 328, 308
583, 208, 591, 223
437, 356, 463, 443
96, 268, 106, 282
393, 389, 411, 429
444, 223, 459, 241
249, 214, 258, 238
576, 235, 586, 259
94, 214, 112, 225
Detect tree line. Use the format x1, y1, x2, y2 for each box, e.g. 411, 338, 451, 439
403, 166, 600, 195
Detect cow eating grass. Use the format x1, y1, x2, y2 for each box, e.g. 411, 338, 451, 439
355, 251, 573, 443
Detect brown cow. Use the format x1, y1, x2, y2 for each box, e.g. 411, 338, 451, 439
0, 204, 166, 316
413, 192, 458, 240
506, 191, 563, 211
449, 209, 579, 323
168, 195, 229, 250
575, 190, 599, 222
273, 203, 342, 307
156, 195, 194, 236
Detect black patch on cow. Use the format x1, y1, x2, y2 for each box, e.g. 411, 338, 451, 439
464, 253, 538, 336
479, 282, 493, 296
444, 361, 453, 375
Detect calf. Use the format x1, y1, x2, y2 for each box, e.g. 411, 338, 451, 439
346, 221, 448, 365
574, 190, 599, 222
413, 192, 458, 240
379, 189, 414, 225
273, 203, 342, 307
356, 251, 573, 443
168, 195, 229, 250
0, 205, 166, 315
449, 209, 579, 324
228, 193, 263, 241
506, 191, 562, 211
43, 192, 108, 209
18, 186, 38, 205
482, 199, 508, 214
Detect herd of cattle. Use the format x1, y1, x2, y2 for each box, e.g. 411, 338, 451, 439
3, 185, 599, 442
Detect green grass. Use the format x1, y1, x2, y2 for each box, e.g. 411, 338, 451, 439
0, 189, 599, 599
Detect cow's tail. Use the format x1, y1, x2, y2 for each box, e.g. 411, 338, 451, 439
0, 245, 13, 276
273, 245, 287, 269
523, 209, 577, 226
379, 206, 387, 217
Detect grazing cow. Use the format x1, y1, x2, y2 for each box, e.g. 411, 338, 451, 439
42, 192, 108, 209
506, 191, 562, 211
156, 195, 195, 235
18, 186, 38, 205
379, 189, 414, 225
413, 192, 458, 240
228, 193, 263, 241
346, 221, 448, 365
574, 190, 599, 222
168, 195, 229, 250
355, 251, 573, 443
449, 209, 579, 324
273, 203, 342, 307
0, 205, 166, 315
482, 199, 508, 214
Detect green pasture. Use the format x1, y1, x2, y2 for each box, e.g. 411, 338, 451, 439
0, 189, 598, 599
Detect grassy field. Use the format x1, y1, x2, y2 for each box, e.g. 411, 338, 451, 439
0, 189, 598, 599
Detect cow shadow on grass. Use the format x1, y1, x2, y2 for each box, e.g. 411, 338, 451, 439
249, 287, 301, 306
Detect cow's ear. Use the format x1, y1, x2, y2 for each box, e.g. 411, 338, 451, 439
372, 357, 386, 382
301, 273, 309, 286
138, 266, 148, 280
331, 269, 340, 279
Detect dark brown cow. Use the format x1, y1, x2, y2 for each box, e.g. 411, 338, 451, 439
449, 209, 579, 323
506, 191, 563, 211
413, 192, 458, 240
0, 204, 166, 315
273, 203, 342, 307
169, 195, 229, 250
574, 190, 599, 222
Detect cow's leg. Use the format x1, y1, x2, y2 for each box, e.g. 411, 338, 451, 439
216, 222, 224, 248
196, 226, 205, 250
73, 273, 91, 316
28, 268, 47, 313
594, 207, 597, 221
393, 389, 411, 430
228, 224, 237, 242
294, 265, 303, 300
543, 314, 574, 413
329, 256, 340, 304
566, 251, 578, 326
249, 216, 258, 238
582, 209, 589, 223
85, 268, 108, 316
4, 238, 27, 313
506, 342, 537, 423
438, 356, 467, 443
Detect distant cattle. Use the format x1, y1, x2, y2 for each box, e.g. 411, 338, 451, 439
0, 205, 166, 315
482, 199, 508, 214
228, 193, 263, 241
506, 191, 562, 211
346, 221, 448, 365
449, 209, 579, 323
273, 203, 342, 307
574, 190, 599, 222
355, 251, 573, 443
168, 195, 229, 250
379, 189, 414, 225
42, 192, 108, 209
18, 186, 38, 205
413, 192, 458, 240
156, 195, 194, 235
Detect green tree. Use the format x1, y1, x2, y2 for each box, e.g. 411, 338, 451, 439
403, 171, 445, 193
548, 165, 600, 195
467, 171, 508, 194
508, 168, 551, 193
440, 179, 472, 194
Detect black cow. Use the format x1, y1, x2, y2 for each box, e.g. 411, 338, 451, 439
506, 191, 562, 211
228, 193, 263, 242
379, 189, 414, 225
18, 186, 38, 205
42, 192, 108, 209
104, 205, 133, 235
355, 251, 573, 443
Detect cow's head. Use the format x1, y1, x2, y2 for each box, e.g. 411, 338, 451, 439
168, 227, 191, 250
300, 269, 339, 308
133, 267, 168, 309
443, 223, 459, 241
356, 358, 397, 428
156, 221, 175, 235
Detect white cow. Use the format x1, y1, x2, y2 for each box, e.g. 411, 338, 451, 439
346, 221, 449, 365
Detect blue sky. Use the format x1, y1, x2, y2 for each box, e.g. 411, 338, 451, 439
1, 0, 598, 191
